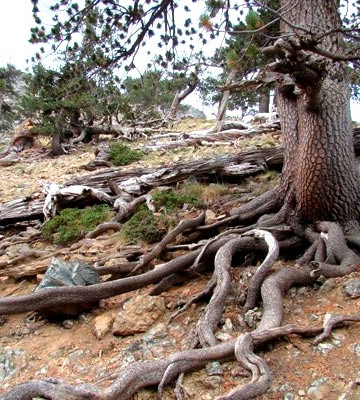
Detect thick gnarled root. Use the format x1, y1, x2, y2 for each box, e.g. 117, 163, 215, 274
2, 212, 360, 400
2, 315, 360, 400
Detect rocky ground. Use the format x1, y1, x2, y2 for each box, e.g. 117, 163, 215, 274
1, 121, 360, 400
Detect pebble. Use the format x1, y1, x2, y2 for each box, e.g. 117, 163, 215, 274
93, 314, 114, 340
343, 278, 360, 298
205, 209, 217, 225
79, 313, 90, 322
352, 343, 360, 356
280, 383, 292, 392
215, 332, 233, 341
206, 361, 223, 376
283, 394, 295, 400
331, 333, 345, 347
62, 319, 75, 329
307, 377, 330, 399
316, 342, 334, 353
243, 308, 262, 328
222, 318, 234, 332
297, 287, 309, 297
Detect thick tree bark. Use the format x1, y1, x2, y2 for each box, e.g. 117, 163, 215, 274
277, 0, 360, 224
51, 132, 66, 156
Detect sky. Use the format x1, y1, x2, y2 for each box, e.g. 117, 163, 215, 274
0, 1, 36, 70
0, 0, 359, 121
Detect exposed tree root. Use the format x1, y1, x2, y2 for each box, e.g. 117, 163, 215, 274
218, 332, 272, 400
242, 230, 279, 313
85, 222, 122, 239
197, 237, 241, 347
2, 315, 359, 400
130, 212, 205, 274
167, 272, 216, 324
2, 182, 360, 400
0, 250, 46, 269
230, 186, 281, 221
341, 378, 360, 400
149, 261, 210, 296
0, 237, 235, 315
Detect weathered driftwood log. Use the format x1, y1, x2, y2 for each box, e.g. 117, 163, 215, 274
41, 182, 114, 219
86, 124, 159, 140
1, 128, 359, 226
0, 147, 277, 225
69, 146, 283, 192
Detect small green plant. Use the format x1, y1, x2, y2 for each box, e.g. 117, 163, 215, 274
120, 205, 168, 244
109, 143, 144, 166
41, 204, 113, 245
152, 189, 202, 211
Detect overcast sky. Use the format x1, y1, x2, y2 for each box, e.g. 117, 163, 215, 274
0, 1, 359, 120
0, 1, 35, 70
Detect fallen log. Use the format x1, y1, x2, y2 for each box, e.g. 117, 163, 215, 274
0, 147, 278, 225
69, 146, 283, 192
1, 127, 359, 226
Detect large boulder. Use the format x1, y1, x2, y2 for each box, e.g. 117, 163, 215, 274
35, 257, 99, 319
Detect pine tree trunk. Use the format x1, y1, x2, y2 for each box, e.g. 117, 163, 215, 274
214, 69, 237, 132
51, 132, 66, 156
277, 0, 360, 224
258, 89, 270, 113
164, 80, 198, 122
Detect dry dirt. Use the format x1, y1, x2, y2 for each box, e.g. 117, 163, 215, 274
1, 123, 360, 400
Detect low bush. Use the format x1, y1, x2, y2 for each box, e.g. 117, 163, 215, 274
41, 204, 113, 245
119, 205, 168, 244
152, 189, 201, 211
108, 143, 144, 166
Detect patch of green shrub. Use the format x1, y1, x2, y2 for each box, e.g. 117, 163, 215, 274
120, 205, 168, 244
41, 204, 113, 245
152, 189, 202, 211
109, 143, 144, 166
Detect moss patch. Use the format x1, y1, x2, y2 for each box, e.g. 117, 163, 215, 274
41, 204, 113, 245
109, 143, 144, 166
